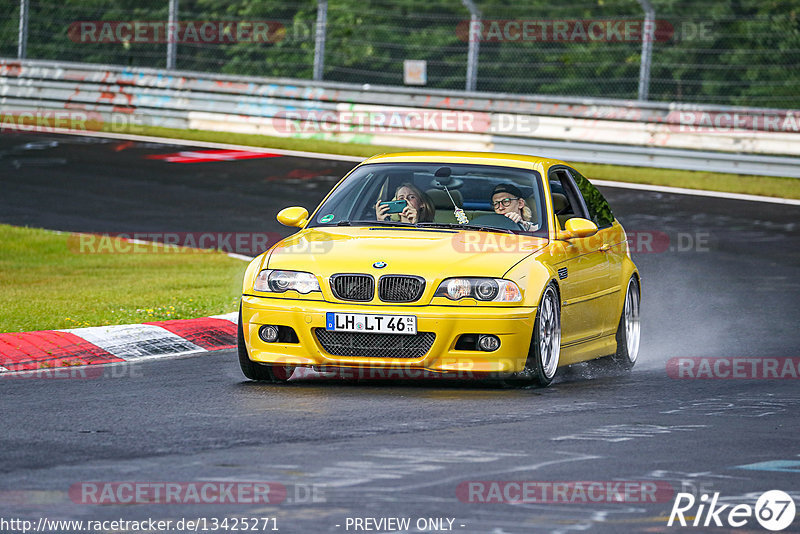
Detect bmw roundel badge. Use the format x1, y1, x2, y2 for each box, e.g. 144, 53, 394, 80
373, 261, 387, 269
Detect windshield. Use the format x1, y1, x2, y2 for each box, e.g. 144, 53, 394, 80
307, 163, 548, 237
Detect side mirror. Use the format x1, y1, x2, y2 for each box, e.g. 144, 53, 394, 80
564, 217, 598, 239
277, 206, 309, 228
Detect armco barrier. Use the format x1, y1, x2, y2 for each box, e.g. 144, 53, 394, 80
1, 59, 799, 177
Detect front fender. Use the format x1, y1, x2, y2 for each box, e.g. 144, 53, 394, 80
241, 253, 267, 294
504, 259, 555, 308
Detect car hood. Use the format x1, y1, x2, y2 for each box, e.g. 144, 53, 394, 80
264, 226, 548, 280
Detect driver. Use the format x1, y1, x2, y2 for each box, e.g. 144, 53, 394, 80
491, 183, 535, 231
375, 183, 435, 224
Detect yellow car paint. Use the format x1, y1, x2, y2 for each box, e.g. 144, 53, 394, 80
240, 152, 639, 378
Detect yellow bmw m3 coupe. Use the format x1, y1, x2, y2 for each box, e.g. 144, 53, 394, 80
238, 152, 640, 386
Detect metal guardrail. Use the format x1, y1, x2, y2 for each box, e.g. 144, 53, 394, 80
2, 59, 799, 177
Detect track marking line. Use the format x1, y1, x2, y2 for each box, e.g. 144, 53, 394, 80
593, 179, 800, 206
227, 252, 255, 261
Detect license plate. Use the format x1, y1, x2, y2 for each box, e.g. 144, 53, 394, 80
325, 312, 417, 335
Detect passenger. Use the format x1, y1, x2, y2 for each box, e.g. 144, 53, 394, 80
375, 183, 435, 224
491, 183, 535, 231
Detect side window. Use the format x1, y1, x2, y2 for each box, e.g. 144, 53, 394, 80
549, 169, 588, 230
566, 168, 615, 228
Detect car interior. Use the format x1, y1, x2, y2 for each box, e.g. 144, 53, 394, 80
548, 171, 583, 230
376, 169, 544, 229
314, 165, 549, 235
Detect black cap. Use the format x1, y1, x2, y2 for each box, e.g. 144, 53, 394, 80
491, 183, 523, 199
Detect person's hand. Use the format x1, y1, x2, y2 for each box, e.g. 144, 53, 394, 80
375, 200, 390, 220
504, 212, 522, 223
402, 205, 418, 224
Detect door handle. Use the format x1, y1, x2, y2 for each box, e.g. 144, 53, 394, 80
600, 243, 611, 252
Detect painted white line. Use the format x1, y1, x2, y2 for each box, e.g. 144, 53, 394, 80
60, 324, 205, 360
593, 179, 800, 206
210, 312, 239, 324
227, 252, 255, 261
14, 126, 798, 205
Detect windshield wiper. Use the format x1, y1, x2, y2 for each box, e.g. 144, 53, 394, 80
346, 220, 416, 227
416, 222, 515, 234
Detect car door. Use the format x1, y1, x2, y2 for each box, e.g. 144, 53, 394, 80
548, 168, 611, 346
564, 167, 625, 335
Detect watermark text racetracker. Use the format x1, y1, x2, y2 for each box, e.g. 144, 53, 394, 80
666, 110, 800, 134
451, 229, 711, 254
69, 481, 324, 505
667, 357, 800, 379
0, 363, 143, 381
0, 516, 279, 533
457, 19, 676, 43
68, 21, 284, 44
273, 109, 538, 135
67, 232, 305, 256
0, 111, 144, 134
458, 480, 675, 504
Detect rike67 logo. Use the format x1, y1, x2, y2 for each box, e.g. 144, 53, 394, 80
668, 490, 796, 531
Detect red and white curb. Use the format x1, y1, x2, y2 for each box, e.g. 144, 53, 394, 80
0, 312, 238, 374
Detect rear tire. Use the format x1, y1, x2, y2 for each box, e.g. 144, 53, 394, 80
606, 276, 641, 371
237, 303, 294, 382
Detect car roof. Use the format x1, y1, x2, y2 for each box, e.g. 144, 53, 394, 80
360, 151, 569, 171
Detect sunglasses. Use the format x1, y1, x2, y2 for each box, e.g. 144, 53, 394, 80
492, 197, 519, 208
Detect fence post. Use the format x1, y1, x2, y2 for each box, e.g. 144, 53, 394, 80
18, 0, 29, 59
313, 0, 328, 81
461, 0, 480, 92
167, 0, 179, 70
637, 0, 655, 101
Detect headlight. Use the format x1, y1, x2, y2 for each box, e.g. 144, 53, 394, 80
434, 278, 522, 302
254, 269, 320, 294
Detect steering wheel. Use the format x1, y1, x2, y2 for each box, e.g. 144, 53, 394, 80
468, 213, 524, 230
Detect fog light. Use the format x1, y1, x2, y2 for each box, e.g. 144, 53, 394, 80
477, 334, 500, 352
259, 325, 280, 343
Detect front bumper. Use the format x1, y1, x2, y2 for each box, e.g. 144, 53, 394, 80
241, 295, 537, 375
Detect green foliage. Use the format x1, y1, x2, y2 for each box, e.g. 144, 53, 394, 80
0, 224, 245, 333
1, 0, 797, 107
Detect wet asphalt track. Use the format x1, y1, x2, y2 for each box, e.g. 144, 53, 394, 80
1, 132, 799, 533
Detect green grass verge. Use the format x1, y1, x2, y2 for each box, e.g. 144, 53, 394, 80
0, 224, 247, 333
136, 125, 402, 159
126, 125, 800, 200
575, 162, 800, 200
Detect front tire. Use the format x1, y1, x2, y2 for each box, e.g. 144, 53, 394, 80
506, 282, 561, 387
529, 283, 562, 386
237, 304, 294, 382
